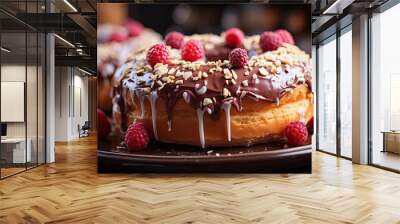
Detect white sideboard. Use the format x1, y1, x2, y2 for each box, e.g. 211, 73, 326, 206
1, 138, 32, 163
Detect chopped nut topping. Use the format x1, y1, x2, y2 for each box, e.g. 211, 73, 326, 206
175, 80, 183, 85
203, 98, 213, 106
183, 71, 192, 80
154, 63, 163, 69
244, 71, 250, 76
168, 68, 176, 75
259, 67, 268, 76
223, 68, 232, 79
161, 76, 169, 82
241, 80, 249, 87
154, 64, 168, 76
232, 70, 238, 80
223, 88, 231, 98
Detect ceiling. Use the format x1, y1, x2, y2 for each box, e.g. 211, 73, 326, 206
0, 0, 394, 70
0, 0, 96, 72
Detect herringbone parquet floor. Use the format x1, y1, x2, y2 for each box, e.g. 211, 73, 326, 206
1, 134, 400, 224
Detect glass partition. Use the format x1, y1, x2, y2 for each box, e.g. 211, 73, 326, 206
317, 35, 337, 155
0, 1, 46, 179
339, 27, 352, 158
0, 30, 28, 177
27, 31, 38, 169
370, 3, 400, 171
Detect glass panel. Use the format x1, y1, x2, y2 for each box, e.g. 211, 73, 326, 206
339, 28, 352, 158
371, 4, 400, 171
1, 31, 27, 177
317, 37, 337, 154
38, 32, 46, 165
26, 0, 39, 169
27, 31, 38, 169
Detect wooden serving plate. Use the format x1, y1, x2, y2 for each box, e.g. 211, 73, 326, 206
98, 139, 311, 173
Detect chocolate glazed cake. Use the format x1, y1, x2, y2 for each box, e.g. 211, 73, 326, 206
112, 32, 313, 149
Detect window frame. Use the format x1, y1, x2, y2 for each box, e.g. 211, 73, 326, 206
315, 23, 353, 161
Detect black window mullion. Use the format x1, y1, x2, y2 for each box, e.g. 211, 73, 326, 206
315, 44, 319, 151
25, 0, 28, 171
336, 26, 341, 157
36, 0, 39, 168
367, 11, 373, 165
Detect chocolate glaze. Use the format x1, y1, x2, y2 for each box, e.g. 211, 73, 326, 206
120, 44, 311, 124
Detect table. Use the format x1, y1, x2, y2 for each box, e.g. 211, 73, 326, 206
381, 131, 400, 154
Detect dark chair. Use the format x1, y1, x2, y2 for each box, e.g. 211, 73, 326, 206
78, 121, 90, 138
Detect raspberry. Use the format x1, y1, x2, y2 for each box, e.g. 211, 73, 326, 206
229, 48, 248, 68
260, 31, 283, 52
285, 121, 308, 147
165, 31, 184, 49
125, 20, 143, 37
275, 29, 294, 45
225, 28, 244, 48
146, 43, 169, 67
181, 40, 204, 62
97, 109, 111, 140
125, 122, 150, 150
109, 32, 127, 43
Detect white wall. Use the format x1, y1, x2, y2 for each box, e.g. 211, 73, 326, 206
54, 67, 89, 141
1, 65, 36, 138
1, 63, 46, 164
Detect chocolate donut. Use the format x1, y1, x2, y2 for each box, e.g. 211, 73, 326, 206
113, 31, 313, 148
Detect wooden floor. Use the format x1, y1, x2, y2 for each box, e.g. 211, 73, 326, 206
372, 150, 400, 171
1, 135, 400, 224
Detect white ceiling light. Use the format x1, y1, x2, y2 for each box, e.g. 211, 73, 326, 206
63, 0, 78, 12
78, 68, 93, 76
54, 34, 75, 48
323, 0, 354, 15
1, 47, 11, 53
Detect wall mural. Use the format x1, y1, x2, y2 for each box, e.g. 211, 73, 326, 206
97, 4, 313, 173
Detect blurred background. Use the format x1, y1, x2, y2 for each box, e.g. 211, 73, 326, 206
98, 3, 311, 53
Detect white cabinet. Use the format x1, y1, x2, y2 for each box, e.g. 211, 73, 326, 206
1, 138, 32, 163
